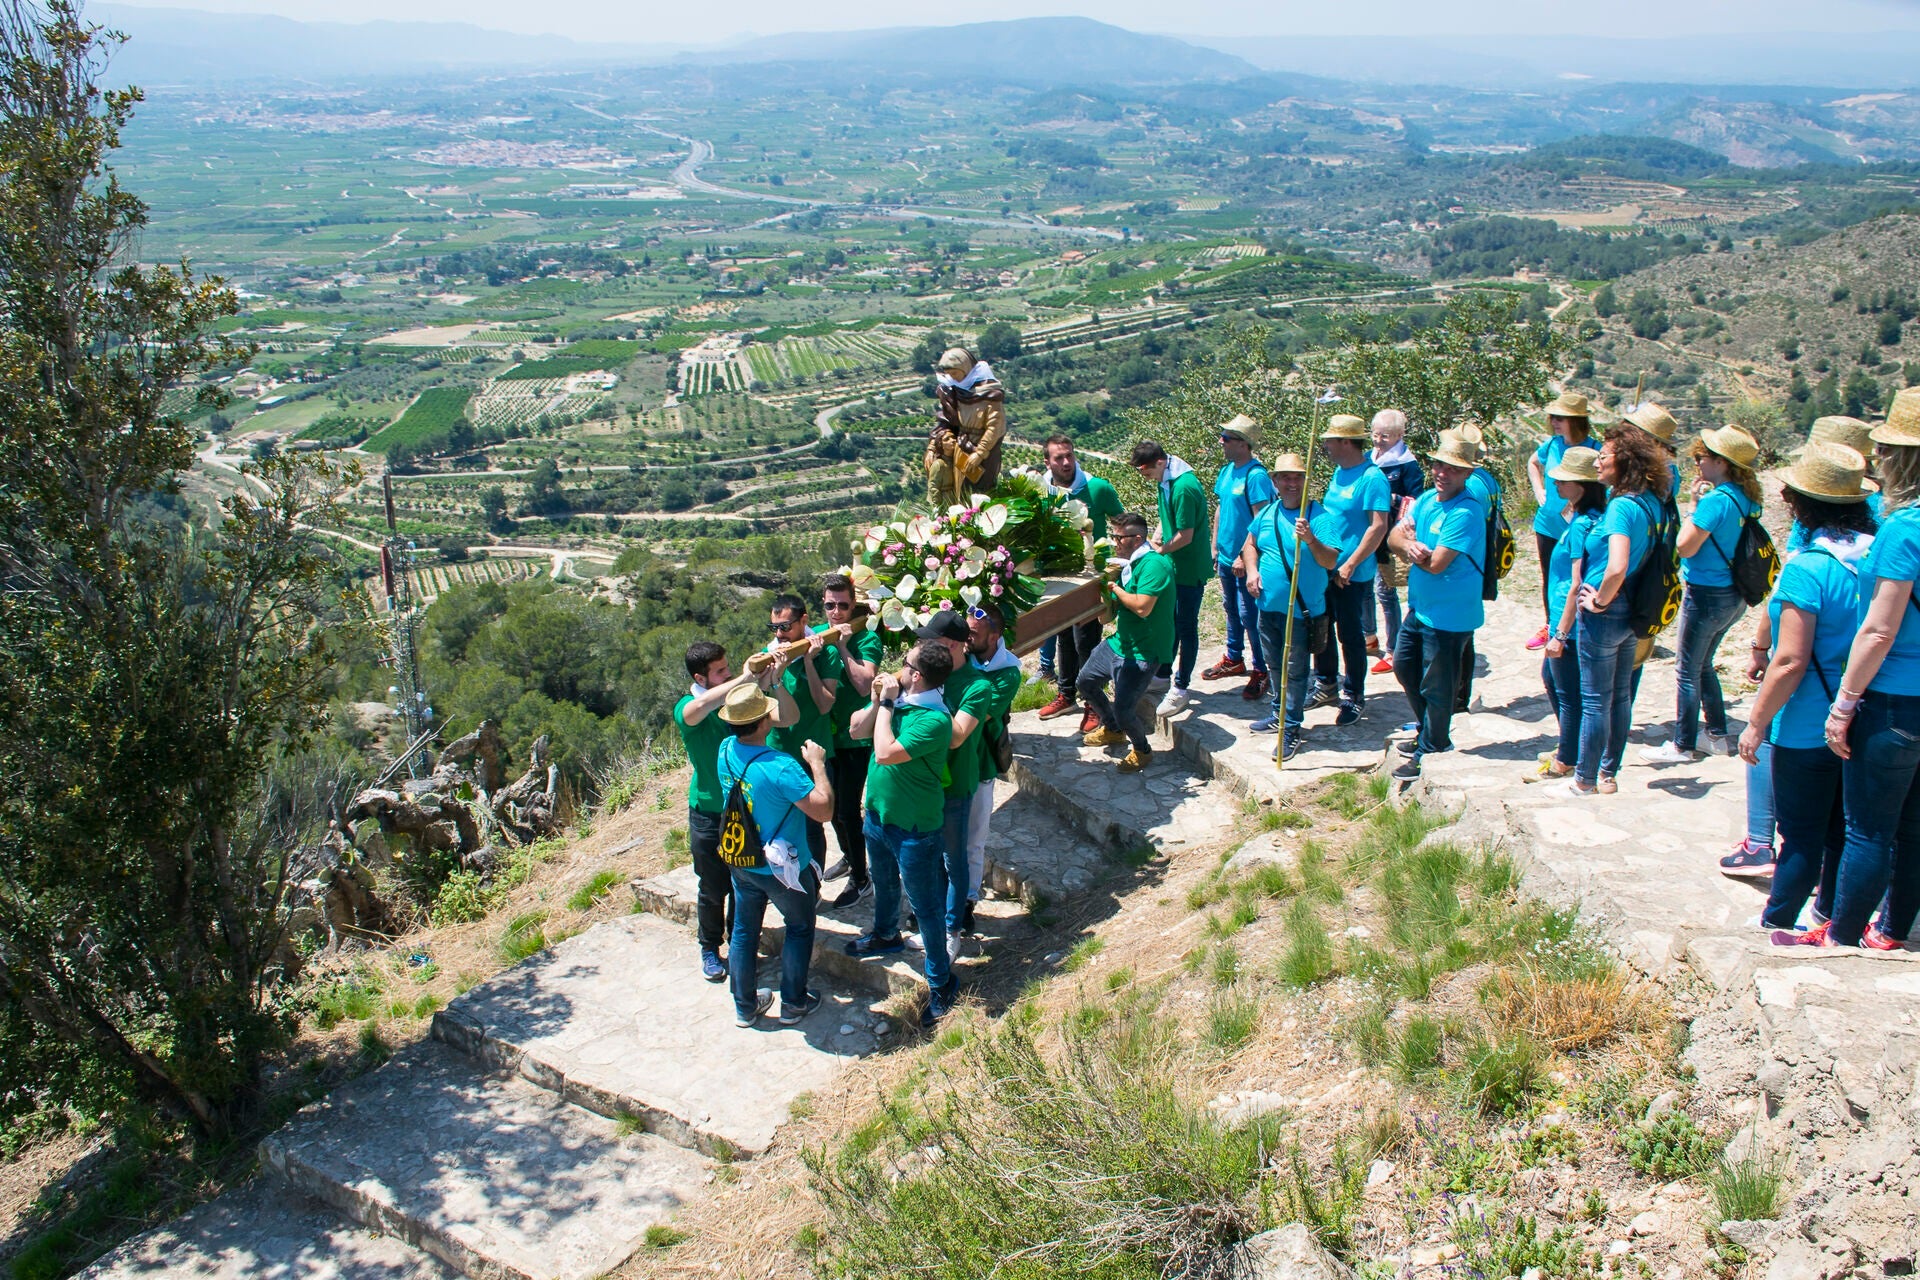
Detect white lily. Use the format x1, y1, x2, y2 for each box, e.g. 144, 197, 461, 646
896, 574, 920, 603
978, 504, 1010, 536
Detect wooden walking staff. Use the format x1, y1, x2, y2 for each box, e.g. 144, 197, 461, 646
1277, 388, 1342, 772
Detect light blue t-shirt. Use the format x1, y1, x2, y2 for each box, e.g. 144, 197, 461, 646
1862, 507, 1920, 696
1682, 482, 1761, 589
1407, 489, 1486, 633
1769, 544, 1868, 748
1214, 459, 1276, 565
1788, 490, 1883, 552
1586, 493, 1659, 588
1532, 434, 1596, 538
715, 738, 814, 877
1549, 510, 1603, 623
1249, 500, 1336, 617
1464, 467, 1502, 519
1322, 461, 1391, 584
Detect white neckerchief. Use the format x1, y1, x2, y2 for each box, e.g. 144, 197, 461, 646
970, 639, 1019, 673
936, 360, 996, 392
689, 682, 707, 699
1045, 464, 1090, 498
1801, 530, 1874, 568
1119, 539, 1152, 589
1370, 440, 1414, 467
898, 688, 946, 712
1159, 455, 1193, 504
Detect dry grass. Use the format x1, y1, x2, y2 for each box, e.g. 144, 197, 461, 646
1487, 966, 1654, 1053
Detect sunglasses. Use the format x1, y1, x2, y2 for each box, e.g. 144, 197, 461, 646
822, 600, 853, 611
966, 606, 990, 621
769, 618, 802, 632
901, 661, 922, 678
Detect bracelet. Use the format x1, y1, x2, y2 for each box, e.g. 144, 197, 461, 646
1829, 702, 1858, 718
1750, 642, 1769, 651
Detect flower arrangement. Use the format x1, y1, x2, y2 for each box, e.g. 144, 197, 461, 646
846, 480, 1096, 642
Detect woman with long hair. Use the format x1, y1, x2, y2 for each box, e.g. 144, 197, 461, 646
1564, 427, 1670, 796
1529, 446, 1607, 782
1809, 388, 1920, 948
1733, 444, 1876, 933
1642, 426, 1764, 763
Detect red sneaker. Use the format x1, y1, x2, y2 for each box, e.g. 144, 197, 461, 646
1525, 625, 1550, 652
1863, 924, 1907, 951
1370, 655, 1394, 675
1202, 655, 1247, 680
1242, 671, 1269, 701
1078, 708, 1101, 735
1036, 693, 1076, 720
1773, 921, 1835, 947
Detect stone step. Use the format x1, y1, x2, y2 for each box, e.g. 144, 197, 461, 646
431, 912, 873, 1156
259, 1041, 707, 1280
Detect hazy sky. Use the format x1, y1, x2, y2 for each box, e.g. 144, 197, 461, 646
101, 0, 1920, 45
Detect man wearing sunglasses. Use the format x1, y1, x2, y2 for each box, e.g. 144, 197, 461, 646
1078, 511, 1174, 773
960, 602, 1022, 936
817, 573, 880, 908
1131, 439, 1209, 717
766, 593, 844, 871
918, 610, 998, 948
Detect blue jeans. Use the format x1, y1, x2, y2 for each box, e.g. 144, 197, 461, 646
1575, 602, 1637, 785
1746, 741, 1776, 848
1673, 583, 1746, 751
1542, 638, 1582, 769
728, 868, 816, 1020
1079, 641, 1154, 754
1765, 743, 1843, 929
1315, 577, 1369, 705
1394, 617, 1471, 756
863, 812, 951, 988
1038, 635, 1057, 672
1373, 574, 1402, 652
1218, 563, 1265, 672
941, 791, 974, 933
1832, 692, 1920, 945
1257, 610, 1313, 732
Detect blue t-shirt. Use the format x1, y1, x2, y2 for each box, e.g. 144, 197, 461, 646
1407, 489, 1485, 633
1862, 507, 1920, 696
1682, 482, 1761, 589
1768, 545, 1867, 748
1322, 461, 1391, 584
1249, 500, 1336, 617
1214, 459, 1276, 565
1586, 493, 1658, 588
1532, 435, 1595, 538
715, 738, 815, 876
1548, 510, 1603, 623
1788, 490, 1883, 552
1464, 467, 1501, 520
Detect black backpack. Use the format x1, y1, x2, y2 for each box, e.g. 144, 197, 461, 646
1482, 501, 1517, 602
716, 752, 775, 871
1625, 494, 1683, 639
1727, 504, 1781, 608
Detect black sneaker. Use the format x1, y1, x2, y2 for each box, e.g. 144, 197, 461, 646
846, 931, 906, 958
829, 876, 872, 909
959, 900, 977, 935
1335, 700, 1360, 728
1392, 755, 1422, 782
1305, 682, 1340, 710
1719, 840, 1774, 880
1396, 737, 1419, 757
820, 858, 851, 883
919, 975, 960, 1029
1281, 730, 1304, 762
779, 990, 823, 1026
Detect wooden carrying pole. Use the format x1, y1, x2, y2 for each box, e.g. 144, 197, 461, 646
1277, 391, 1338, 772
746, 623, 853, 674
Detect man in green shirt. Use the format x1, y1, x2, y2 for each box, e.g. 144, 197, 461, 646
1036, 434, 1125, 731
918, 610, 997, 946
847, 643, 961, 1028
816, 573, 882, 908
1077, 511, 1174, 773
961, 602, 1022, 936
766, 592, 843, 870
1131, 439, 1210, 716
672, 640, 797, 983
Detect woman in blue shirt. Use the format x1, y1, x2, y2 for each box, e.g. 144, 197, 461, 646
1735, 444, 1877, 933
1531, 447, 1606, 782
1526, 392, 1597, 650
1816, 388, 1920, 947
1566, 426, 1669, 796
1642, 426, 1764, 764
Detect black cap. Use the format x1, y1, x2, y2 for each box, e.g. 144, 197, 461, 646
916, 609, 968, 642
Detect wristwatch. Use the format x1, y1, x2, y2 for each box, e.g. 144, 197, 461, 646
880, 698, 896, 711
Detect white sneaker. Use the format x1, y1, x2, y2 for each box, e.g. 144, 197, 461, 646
1705, 732, 1739, 757
905, 932, 925, 952
1156, 686, 1191, 717
1557, 778, 1598, 798
1638, 742, 1698, 765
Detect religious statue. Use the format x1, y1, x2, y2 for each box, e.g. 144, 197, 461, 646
926, 347, 1006, 507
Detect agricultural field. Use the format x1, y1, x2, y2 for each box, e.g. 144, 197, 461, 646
408, 555, 544, 603
365, 388, 473, 453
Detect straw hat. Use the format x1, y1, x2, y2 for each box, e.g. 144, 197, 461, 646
1783, 441, 1875, 504
1429, 431, 1482, 470
1544, 391, 1591, 420
1804, 415, 1873, 457
1455, 423, 1486, 448
1218, 413, 1261, 449
1548, 446, 1601, 484
718, 683, 777, 725
1699, 425, 1760, 469
1320, 413, 1369, 441
935, 347, 973, 375
1620, 401, 1678, 444
1873, 387, 1920, 448
1271, 451, 1309, 474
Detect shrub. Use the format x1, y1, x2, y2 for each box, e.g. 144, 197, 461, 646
1448, 1210, 1595, 1279
500, 911, 550, 963
1203, 985, 1260, 1052
1620, 1111, 1719, 1179
1459, 1032, 1541, 1118
1276, 1139, 1367, 1260
1710, 1146, 1787, 1222
1393, 1014, 1444, 1083
431, 869, 501, 925
1277, 898, 1336, 988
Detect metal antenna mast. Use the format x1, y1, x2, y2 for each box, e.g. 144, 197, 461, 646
378, 473, 432, 778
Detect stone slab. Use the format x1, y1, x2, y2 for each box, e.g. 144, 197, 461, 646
80, 1176, 457, 1280
259, 1042, 706, 1280
431, 913, 867, 1156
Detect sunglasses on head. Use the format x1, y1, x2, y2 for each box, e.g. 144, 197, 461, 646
966, 606, 990, 621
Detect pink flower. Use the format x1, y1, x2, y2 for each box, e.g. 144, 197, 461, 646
924, 556, 939, 570
883, 554, 897, 565
990, 582, 1003, 596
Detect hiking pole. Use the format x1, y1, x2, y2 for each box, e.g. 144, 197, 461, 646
1277, 388, 1342, 772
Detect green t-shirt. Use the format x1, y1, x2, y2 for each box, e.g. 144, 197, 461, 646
1159, 468, 1213, 586
1110, 550, 1177, 666
941, 663, 1001, 798
865, 700, 952, 835
769, 641, 846, 761
973, 659, 1024, 783
823, 623, 883, 750
673, 692, 732, 815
